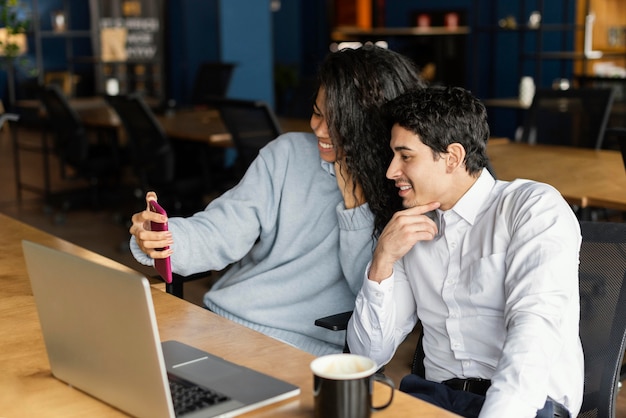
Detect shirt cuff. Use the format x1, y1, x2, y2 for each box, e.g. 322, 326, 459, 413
360, 263, 394, 307
336, 202, 374, 230
129, 236, 155, 267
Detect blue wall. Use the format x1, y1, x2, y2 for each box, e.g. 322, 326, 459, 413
167, 0, 273, 106
166, 0, 220, 105
219, 0, 274, 106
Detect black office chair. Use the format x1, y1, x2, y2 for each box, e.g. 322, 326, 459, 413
39, 84, 122, 216
206, 98, 282, 181
105, 93, 209, 216
577, 221, 626, 418
519, 88, 615, 150
0, 112, 19, 129
191, 62, 236, 105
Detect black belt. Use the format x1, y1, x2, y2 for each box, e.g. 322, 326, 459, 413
442, 377, 491, 396
543, 397, 571, 418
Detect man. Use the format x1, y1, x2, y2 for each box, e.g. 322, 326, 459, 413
347, 86, 583, 417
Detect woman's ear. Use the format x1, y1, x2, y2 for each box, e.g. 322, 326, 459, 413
445, 143, 466, 172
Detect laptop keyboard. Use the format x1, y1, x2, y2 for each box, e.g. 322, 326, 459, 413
168, 374, 232, 416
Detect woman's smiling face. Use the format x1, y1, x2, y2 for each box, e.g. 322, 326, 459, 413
310, 87, 339, 163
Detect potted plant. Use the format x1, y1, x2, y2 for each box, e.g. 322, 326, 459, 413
0, 0, 30, 109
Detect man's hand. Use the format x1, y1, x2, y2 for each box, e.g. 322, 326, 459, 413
128, 191, 173, 259
368, 202, 441, 282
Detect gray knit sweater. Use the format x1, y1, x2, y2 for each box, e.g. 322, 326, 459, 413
130, 132, 375, 355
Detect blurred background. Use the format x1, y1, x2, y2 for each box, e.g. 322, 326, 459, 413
0, 0, 623, 140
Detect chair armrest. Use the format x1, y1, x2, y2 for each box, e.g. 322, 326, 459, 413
314, 311, 353, 331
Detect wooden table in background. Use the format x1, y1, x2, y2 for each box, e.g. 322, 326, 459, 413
0, 213, 459, 417
75, 98, 312, 148
17, 96, 312, 147
487, 140, 626, 212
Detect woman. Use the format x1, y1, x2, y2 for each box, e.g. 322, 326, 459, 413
129, 45, 425, 355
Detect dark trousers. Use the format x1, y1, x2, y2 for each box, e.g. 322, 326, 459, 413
399, 374, 570, 418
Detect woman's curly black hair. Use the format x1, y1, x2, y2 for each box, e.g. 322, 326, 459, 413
316, 44, 426, 237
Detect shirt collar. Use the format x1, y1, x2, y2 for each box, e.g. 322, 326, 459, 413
321, 159, 335, 176
443, 168, 495, 226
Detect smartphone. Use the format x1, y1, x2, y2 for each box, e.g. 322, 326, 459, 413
149, 200, 173, 284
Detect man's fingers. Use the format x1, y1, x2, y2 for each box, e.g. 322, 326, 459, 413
399, 201, 441, 216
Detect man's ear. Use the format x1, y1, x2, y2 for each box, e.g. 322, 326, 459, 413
445, 143, 466, 172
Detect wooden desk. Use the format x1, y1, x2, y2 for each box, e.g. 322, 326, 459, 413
487, 141, 626, 211
0, 213, 458, 417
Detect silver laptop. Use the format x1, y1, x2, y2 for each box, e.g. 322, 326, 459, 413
22, 240, 299, 418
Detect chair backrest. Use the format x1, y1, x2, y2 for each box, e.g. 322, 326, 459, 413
578, 221, 626, 418
191, 62, 236, 104
408, 221, 626, 418
207, 98, 282, 172
520, 88, 615, 149
106, 94, 175, 187
39, 84, 88, 165
0, 112, 19, 130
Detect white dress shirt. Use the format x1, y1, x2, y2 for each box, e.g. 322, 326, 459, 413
348, 169, 584, 418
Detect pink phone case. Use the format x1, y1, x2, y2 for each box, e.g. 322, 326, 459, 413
149, 200, 173, 284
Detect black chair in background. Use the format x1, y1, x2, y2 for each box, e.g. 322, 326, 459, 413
0, 112, 19, 128
520, 88, 615, 150
191, 62, 236, 105
39, 84, 122, 219
206, 97, 282, 182
106, 93, 208, 217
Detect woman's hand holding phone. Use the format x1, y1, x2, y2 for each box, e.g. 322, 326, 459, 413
129, 192, 174, 283
148, 199, 173, 283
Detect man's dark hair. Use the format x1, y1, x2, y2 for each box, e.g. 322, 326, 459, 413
384, 86, 490, 176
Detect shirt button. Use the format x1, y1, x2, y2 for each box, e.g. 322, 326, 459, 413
463, 360, 470, 367
452, 341, 461, 348
375, 292, 383, 298
450, 242, 457, 249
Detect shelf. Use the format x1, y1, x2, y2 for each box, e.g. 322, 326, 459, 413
523, 51, 604, 60
477, 23, 585, 32
38, 30, 92, 38
331, 25, 470, 40
575, 74, 626, 82
483, 98, 531, 109
72, 57, 163, 65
